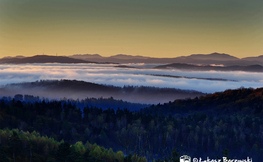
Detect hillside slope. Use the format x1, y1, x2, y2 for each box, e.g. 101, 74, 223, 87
0, 80, 204, 104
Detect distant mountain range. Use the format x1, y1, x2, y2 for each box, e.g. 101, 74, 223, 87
1, 53, 263, 70
155, 63, 263, 72
0, 55, 113, 64
70, 52, 263, 66
0, 55, 95, 64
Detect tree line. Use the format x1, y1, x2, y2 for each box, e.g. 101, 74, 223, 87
0, 87, 262, 161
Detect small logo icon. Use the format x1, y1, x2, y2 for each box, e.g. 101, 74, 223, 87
180, 155, 191, 162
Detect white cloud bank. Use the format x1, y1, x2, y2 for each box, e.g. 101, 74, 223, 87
0, 63, 263, 93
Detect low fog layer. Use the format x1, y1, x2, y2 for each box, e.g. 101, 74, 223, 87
0, 63, 263, 94
0, 80, 204, 104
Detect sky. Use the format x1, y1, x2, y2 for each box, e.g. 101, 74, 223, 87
0, 0, 262, 58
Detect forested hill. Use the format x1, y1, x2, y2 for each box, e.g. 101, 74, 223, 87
0, 128, 146, 162
10, 94, 149, 111
143, 87, 263, 117
0, 55, 97, 64
1, 80, 204, 104
0, 87, 263, 161
155, 63, 263, 72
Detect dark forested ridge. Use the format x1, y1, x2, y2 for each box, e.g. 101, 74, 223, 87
10, 94, 149, 111
0, 55, 97, 64
155, 63, 263, 72
1, 80, 204, 104
0, 87, 263, 161
143, 87, 263, 116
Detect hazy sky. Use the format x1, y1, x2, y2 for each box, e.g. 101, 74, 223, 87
0, 0, 262, 58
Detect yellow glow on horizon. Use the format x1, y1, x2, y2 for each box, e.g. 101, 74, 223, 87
0, 0, 262, 59
1, 22, 262, 58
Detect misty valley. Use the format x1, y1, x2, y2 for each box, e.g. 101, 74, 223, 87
1, 0, 262, 160
0, 53, 263, 162
0, 62, 263, 94
0, 86, 262, 162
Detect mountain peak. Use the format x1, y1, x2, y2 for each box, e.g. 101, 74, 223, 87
111, 54, 133, 57
110, 54, 148, 60
72, 54, 102, 57
188, 52, 239, 61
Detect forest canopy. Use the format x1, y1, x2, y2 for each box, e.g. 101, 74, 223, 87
0, 87, 262, 161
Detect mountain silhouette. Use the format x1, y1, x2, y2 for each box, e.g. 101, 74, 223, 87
1, 80, 204, 104
176, 52, 239, 61
155, 63, 263, 72
1, 53, 263, 66
70, 53, 263, 66
0, 55, 96, 64
242, 55, 263, 62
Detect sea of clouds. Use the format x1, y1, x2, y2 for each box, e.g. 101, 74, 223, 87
0, 63, 263, 93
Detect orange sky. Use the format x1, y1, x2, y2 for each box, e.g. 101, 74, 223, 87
0, 0, 262, 58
